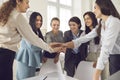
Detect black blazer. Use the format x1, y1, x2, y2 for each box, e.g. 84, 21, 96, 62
64, 30, 87, 61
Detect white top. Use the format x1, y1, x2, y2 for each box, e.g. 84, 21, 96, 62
89, 39, 101, 53
0, 9, 54, 52
73, 15, 120, 70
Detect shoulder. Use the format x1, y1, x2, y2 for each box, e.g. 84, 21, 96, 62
16, 14, 27, 22
10, 9, 24, 20
79, 30, 85, 36
59, 30, 63, 33
64, 30, 71, 34
58, 30, 63, 35
107, 16, 120, 30
46, 31, 52, 36
110, 16, 120, 24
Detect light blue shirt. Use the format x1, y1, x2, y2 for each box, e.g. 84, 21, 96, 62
72, 32, 80, 54
16, 38, 42, 67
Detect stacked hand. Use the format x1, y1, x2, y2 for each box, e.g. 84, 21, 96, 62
93, 61, 97, 68
49, 42, 67, 53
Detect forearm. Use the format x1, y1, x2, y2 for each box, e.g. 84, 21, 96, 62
65, 41, 74, 48
93, 69, 102, 80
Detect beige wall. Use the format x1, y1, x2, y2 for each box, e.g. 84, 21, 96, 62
29, 0, 47, 35
1, 0, 120, 32
73, 0, 94, 30
112, 0, 120, 13
73, 0, 120, 30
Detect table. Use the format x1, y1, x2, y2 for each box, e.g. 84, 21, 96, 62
23, 72, 78, 80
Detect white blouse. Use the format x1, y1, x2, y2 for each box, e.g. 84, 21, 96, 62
0, 9, 54, 53
73, 15, 120, 70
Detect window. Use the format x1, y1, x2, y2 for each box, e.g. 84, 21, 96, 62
48, 0, 57, 2
60, 0, 72, 6
47, 0, 72, 32
60, 8, 71, 32
47, 5, 57, 31
0, 0, 3, 6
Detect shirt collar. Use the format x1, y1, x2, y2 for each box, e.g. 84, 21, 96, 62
72, 30, 80, 38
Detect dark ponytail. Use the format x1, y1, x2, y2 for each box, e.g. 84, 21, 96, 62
96, 19, 102, 37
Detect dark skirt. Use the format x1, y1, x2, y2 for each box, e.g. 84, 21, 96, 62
109, 54, 120, 75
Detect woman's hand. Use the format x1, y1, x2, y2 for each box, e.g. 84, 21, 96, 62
50, 41, 75, 49
54, 54, 59, 64
50, 42, 62, 48
93, 61, 97, 68
42, 57, 47, 63
62, 41, 74, 48
49, 41, 75, 53
93, 69, 102, 80
49, 42, 66, 53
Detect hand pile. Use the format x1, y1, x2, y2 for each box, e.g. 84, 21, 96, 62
49, 42, 67, 53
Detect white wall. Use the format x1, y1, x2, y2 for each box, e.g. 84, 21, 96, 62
91, 0, 120, 13
29, 0, 47, 35
73, 0, 120, 30
29, 0, 95, 31
112, 0, 120, 13
73, 0, 94, 30
1, 0, 120, 32
28, 0, 120, 33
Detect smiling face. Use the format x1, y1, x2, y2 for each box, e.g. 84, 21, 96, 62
51, 20, 60, 32
35, 15, 42, 29
16, 0, 29, 12
69, 21, 79, 34
94, 3, 102, 19
84, 14, 93, 27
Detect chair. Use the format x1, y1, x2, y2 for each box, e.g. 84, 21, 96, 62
59, 52, 65, 72
74, 61, 100, 80
107, 70, 120, 80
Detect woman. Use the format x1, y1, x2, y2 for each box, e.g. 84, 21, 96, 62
0, 0, 61, 80
39, 17, 64, 80
64, 16, 87, 77
83, 12, 100, 63
83, 11, 100, 62
16, 12, 44, 80
42, 17, 64, 64
61, 0, 120, 80
83, 11, 109, 80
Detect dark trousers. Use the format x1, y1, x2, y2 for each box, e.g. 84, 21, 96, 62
0, 48, 15, 80
64, 53, 82, 77
109, 54, 120, 75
